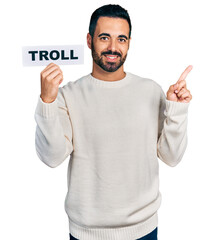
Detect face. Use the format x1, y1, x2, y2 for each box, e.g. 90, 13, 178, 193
88, 17, 131, 72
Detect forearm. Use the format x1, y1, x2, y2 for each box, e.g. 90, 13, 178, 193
157, 99, 190, 167
34, 95, 73, 168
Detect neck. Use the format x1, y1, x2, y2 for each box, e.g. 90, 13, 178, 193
91, 63, 126, 81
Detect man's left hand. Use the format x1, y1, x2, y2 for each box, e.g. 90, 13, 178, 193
166, 65, 193, 103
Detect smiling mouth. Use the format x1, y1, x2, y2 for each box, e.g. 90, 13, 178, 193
104, 54, 119, 62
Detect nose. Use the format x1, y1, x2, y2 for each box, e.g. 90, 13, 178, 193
107, 39, 117, 53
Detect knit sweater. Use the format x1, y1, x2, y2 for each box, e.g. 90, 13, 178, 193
34, 72, 190, 240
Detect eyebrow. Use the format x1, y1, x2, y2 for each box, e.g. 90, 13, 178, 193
118, 35, 128, 40
98, 33, 110, 38
98, 33, 128, 40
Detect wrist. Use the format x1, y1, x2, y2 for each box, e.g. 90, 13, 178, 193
40, 95, 55, 103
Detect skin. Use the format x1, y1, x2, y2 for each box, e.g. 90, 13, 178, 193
87, 17, 131, 81
40, 62, 63, 103
40, 16, 192, 104
166, 65, 193, 103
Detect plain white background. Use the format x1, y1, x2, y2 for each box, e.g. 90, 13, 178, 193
1, 0, 213, 239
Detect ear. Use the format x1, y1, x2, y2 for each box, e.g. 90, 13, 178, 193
87, 33, 92, 49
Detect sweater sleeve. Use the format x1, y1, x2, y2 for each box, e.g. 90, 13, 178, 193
157, 88, 190, 167
34, 87, 74, 168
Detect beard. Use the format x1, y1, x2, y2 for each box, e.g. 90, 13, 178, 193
91, 41, 127, 72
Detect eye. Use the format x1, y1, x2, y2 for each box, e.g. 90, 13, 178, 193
100, 36, 109, 41
118, 38, 126, 43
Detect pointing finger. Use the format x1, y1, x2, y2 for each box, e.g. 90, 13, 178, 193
177, 65, 193, 83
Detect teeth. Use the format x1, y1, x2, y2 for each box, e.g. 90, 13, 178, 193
106, 55, 117, 59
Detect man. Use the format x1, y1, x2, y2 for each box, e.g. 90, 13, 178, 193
34, 4, 192, 240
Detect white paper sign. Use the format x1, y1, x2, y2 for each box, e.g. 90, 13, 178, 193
22, 45, 84, 66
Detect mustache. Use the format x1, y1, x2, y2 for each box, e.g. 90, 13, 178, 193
101, 51, 121, 57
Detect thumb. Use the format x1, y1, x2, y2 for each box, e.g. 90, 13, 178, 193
168, 83, 178, 94
173, 83, 179, 93
174, 83, 178, 89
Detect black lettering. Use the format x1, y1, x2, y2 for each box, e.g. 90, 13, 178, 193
28, 51, 38, 61
50, 50, 60, 60
61, 50, 69, 60
70, 50, 78, 59
39, 51, 49, 61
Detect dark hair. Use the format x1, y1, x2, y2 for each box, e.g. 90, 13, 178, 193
89, 4, 132, 39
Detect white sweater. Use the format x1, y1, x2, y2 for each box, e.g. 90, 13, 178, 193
34, 72, 190, 240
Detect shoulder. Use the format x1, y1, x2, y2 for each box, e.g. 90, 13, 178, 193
128, 72, 163, 91
128, 72, 165, 102
63, 74, 90, 88
59, 74, 90, 93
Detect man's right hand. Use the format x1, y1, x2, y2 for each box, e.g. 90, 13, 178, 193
40, 63, 63, 103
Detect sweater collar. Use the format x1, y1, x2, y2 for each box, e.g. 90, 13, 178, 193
88, 72, 132, 88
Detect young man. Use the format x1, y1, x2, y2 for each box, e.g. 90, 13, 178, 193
34, 4, 192, 240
